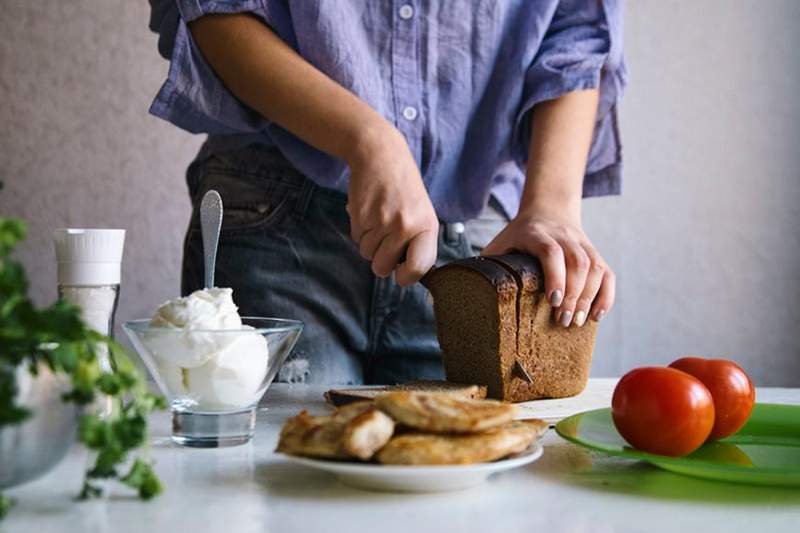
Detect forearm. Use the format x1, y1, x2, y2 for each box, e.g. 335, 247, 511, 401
486, 88, 611, 325
519, 89, 599, 221
189, 13, 392, 164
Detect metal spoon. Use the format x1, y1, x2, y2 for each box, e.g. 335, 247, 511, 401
200, 190, 223, 289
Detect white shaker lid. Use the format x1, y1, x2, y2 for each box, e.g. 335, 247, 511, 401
53, 228, 126, 286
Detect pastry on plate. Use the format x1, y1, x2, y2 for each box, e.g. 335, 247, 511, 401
276, 402, 395, 460
376, 419, 548, 465
374, 390, 518, 433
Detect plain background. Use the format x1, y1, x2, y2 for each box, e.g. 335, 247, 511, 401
2, 1, 798, 386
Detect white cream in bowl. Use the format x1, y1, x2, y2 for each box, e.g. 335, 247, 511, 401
143, 288, 269, 410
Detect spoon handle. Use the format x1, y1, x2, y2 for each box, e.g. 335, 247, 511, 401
200, 190, 223, 289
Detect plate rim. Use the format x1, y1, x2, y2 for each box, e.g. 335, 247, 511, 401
554, 403, 800, 477
281, 441, 544, 475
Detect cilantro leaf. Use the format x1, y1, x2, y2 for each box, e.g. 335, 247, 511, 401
0, 218, 165, 517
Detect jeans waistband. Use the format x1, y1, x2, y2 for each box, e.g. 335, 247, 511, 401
188, 143, 475, 237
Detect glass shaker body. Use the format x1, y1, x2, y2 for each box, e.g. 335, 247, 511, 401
58, 284, 120, 372
58, 284, 120, 336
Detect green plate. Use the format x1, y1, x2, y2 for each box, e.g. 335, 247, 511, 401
555, 403, 800, 486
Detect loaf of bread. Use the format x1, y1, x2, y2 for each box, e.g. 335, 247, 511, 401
422, 253, 596, 402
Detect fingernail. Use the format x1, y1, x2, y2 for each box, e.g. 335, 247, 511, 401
596, 309, 606, 322
560, 310, 573, 328
549, 290, 563, 307
574, 310, 586, 327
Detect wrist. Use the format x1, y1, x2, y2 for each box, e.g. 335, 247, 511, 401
343, 116, 403, 171
517, 194, 582, 225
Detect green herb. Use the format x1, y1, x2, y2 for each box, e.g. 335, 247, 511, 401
0, 494, 11, 519
0, 218, 166, 517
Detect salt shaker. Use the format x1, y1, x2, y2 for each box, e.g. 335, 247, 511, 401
53, 229, 126, 373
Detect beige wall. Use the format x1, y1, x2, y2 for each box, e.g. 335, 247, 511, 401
2, 1, 798, 385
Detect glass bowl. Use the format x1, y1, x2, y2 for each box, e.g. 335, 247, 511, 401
123, 317, 303, 447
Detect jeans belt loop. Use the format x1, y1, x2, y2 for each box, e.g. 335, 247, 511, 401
293, 178, 316, 221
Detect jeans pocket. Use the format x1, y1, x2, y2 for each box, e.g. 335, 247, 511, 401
188, 159, 298, 236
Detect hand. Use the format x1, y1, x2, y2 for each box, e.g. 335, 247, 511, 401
481, 208, 615, 327
345, 124, 439, 287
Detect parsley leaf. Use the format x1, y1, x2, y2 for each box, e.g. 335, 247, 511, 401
0, 218, 165, 517
0, 494, 12, 519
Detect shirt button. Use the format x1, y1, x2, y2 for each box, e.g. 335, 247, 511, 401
402, 106, 418, 121
452, 222, 466, 234
398, 4, 414, 20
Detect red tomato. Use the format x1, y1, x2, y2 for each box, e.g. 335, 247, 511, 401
612, 367, 715, 457
668, 357, 755, 440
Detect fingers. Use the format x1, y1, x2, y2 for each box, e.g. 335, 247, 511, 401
571, 247, 605, 327
494, 231, 567, 310
529, 237, 566, 309
395, 230, 438, 287
371, 231, 407, 277
351, 221, 438, 283
590, 268, 616, 322
554, 243, 590, 327
346, 203, 364, 243
358, 228, 384, 260
479, 216, 613, 326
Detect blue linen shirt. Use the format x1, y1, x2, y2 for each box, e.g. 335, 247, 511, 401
149, 0, 626, 223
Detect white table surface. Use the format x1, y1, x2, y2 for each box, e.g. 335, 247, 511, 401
4, 379, 799, 533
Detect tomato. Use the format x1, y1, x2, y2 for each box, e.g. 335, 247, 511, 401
612, 367, 715, 457
668, 357, 755, 440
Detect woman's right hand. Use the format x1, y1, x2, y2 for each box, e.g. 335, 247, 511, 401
345, 123, 439, 287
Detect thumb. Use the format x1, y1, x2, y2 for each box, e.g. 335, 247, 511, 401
479, 231, 512, 257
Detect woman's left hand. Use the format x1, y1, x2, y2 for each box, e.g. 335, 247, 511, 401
481, 209, 614, 327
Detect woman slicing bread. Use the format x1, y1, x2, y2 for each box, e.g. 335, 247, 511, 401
148, 1, 626, 385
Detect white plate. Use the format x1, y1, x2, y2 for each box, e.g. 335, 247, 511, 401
282, 443, 543, 493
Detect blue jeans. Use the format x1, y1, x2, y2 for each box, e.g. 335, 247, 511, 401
181, 145, 507, 385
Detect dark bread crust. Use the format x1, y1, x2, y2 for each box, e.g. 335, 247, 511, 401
425, 253, 596, 402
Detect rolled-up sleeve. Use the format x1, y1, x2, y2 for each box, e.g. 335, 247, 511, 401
148, 0, 297, 135
514, 0, 627, 197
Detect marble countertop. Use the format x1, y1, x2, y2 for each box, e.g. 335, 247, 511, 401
4, 379, 799, 533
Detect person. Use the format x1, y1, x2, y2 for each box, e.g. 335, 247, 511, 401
148, 0, 626, 385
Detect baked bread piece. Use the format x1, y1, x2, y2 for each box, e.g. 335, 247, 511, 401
324, 380, 488, 407
374, 391, 518, 433
376, 419, 548, 465
423, 253, 596, 402
486, 254, 537, 388
422, 256, 518, 400
276, 402, 395, 460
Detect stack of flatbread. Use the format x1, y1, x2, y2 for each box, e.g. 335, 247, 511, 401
276, 391, 547, 465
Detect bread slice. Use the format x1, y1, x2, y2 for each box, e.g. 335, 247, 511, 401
324, 380, 488, 407
485, 254, 538, 389
423, 253, 596, 402
422, 257, 518, 400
